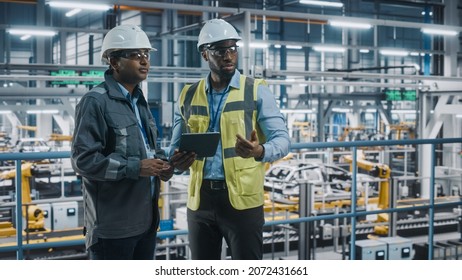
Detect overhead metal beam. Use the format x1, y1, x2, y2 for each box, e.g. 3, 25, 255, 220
2, 1, 461, 35
0, 66, 452, 82
108, 0, 462, 32
0, 63, 209, 74
298, 92, 384, 101
0, 74, 430, 89
0, 87, 86, 99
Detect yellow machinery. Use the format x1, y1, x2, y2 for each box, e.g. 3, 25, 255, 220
338, 126, 366, 142
16, 125, 37, 132
0, 163, 45, 237
389, 122, 415, 140
343, 152, 391, 209
48, 134, 73, 142
342, 151, 391, 234
292, 121, 316, 141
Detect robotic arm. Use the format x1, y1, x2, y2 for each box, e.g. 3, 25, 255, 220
342, 152, 391, 209
0, 163, 45, 231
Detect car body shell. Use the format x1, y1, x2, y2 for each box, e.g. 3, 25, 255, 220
264, 162, 376, 201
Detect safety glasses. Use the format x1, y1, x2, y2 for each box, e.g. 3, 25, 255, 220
111, 49, 150, 61
207, 45, 238, 57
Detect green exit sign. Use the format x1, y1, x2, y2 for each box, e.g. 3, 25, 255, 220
385, 90, 401, 101
81, 70, 104, 77
50, 70, 104, 85
81, 70, 105, 85
50, 70, 79, 85
385, 90, 416, 101
51, 70, 77, 76
403, 90, 416, 101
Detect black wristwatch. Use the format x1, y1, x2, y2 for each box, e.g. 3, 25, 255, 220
256, 144, 265, 161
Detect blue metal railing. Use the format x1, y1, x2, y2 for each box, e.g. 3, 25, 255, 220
0, 151, 70, 259
291, 137, 462, 259
0, 138, 461, 259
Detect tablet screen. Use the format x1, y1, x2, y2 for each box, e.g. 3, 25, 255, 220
178, 132, 220, 157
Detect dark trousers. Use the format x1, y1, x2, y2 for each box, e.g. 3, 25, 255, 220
89, 212, 159, 260
187, 183, 264, 260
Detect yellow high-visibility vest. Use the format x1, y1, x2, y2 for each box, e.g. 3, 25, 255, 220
178, 75, 267, 210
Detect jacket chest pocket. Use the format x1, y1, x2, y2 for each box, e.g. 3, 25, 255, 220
186, 116, 209, 133
106, 112, 141, 157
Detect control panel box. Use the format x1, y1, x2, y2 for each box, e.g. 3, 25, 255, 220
52, 201, 78, 230
355, 239, 387, 260
379, 236, 413, 260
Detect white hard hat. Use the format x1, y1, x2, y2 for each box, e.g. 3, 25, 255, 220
101, 25, 155, 64
197, 19, 242, 51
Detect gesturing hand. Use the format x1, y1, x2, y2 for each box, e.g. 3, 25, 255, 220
235, 130, 264, 159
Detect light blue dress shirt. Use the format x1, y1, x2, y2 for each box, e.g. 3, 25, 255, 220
118, 83, 157, 195
169, 70, 290, 180
118, 84, 153, 156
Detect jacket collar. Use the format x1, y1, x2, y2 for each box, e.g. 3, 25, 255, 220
103, 69, 143, 102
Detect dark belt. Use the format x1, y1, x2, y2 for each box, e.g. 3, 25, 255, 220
202, 179, 227, 191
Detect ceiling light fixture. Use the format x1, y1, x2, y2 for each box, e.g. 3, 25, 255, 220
7, 29, 57, 36
47, 1, 111, 11
299, 0, 343, 8
313, 45, 345, 53
421, 28, 458, 36
390, 109, 416, 114
359, 49, 370, 53
65, 8, 82, 17
287, 45, 303, 50
332, 108, 351, 113
237, 42, 269, 49
274, 44, 303, 49
379, 49, 409, 56
280, 109, 314, 114
250, 42, 269, 49
26, 109, 60, 114
329, 20, 372, 29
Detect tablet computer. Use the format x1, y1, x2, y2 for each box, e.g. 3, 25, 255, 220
178, 132, 220, 157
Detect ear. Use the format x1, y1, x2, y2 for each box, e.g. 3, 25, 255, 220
109, 57, 120, 70
201, 50, 209, 62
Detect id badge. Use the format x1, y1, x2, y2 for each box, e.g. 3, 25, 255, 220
146, 148, 156, 159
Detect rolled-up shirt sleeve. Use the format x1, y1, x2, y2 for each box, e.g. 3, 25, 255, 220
168, 106, 184, 159
256, 84, 291, 162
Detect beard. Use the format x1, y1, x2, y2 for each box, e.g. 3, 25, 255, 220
219, 67, 235, 80
208, 58, 238, 82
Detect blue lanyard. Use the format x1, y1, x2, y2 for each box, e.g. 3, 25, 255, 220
127, 94, 150, 148
208, 88, 226, 132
